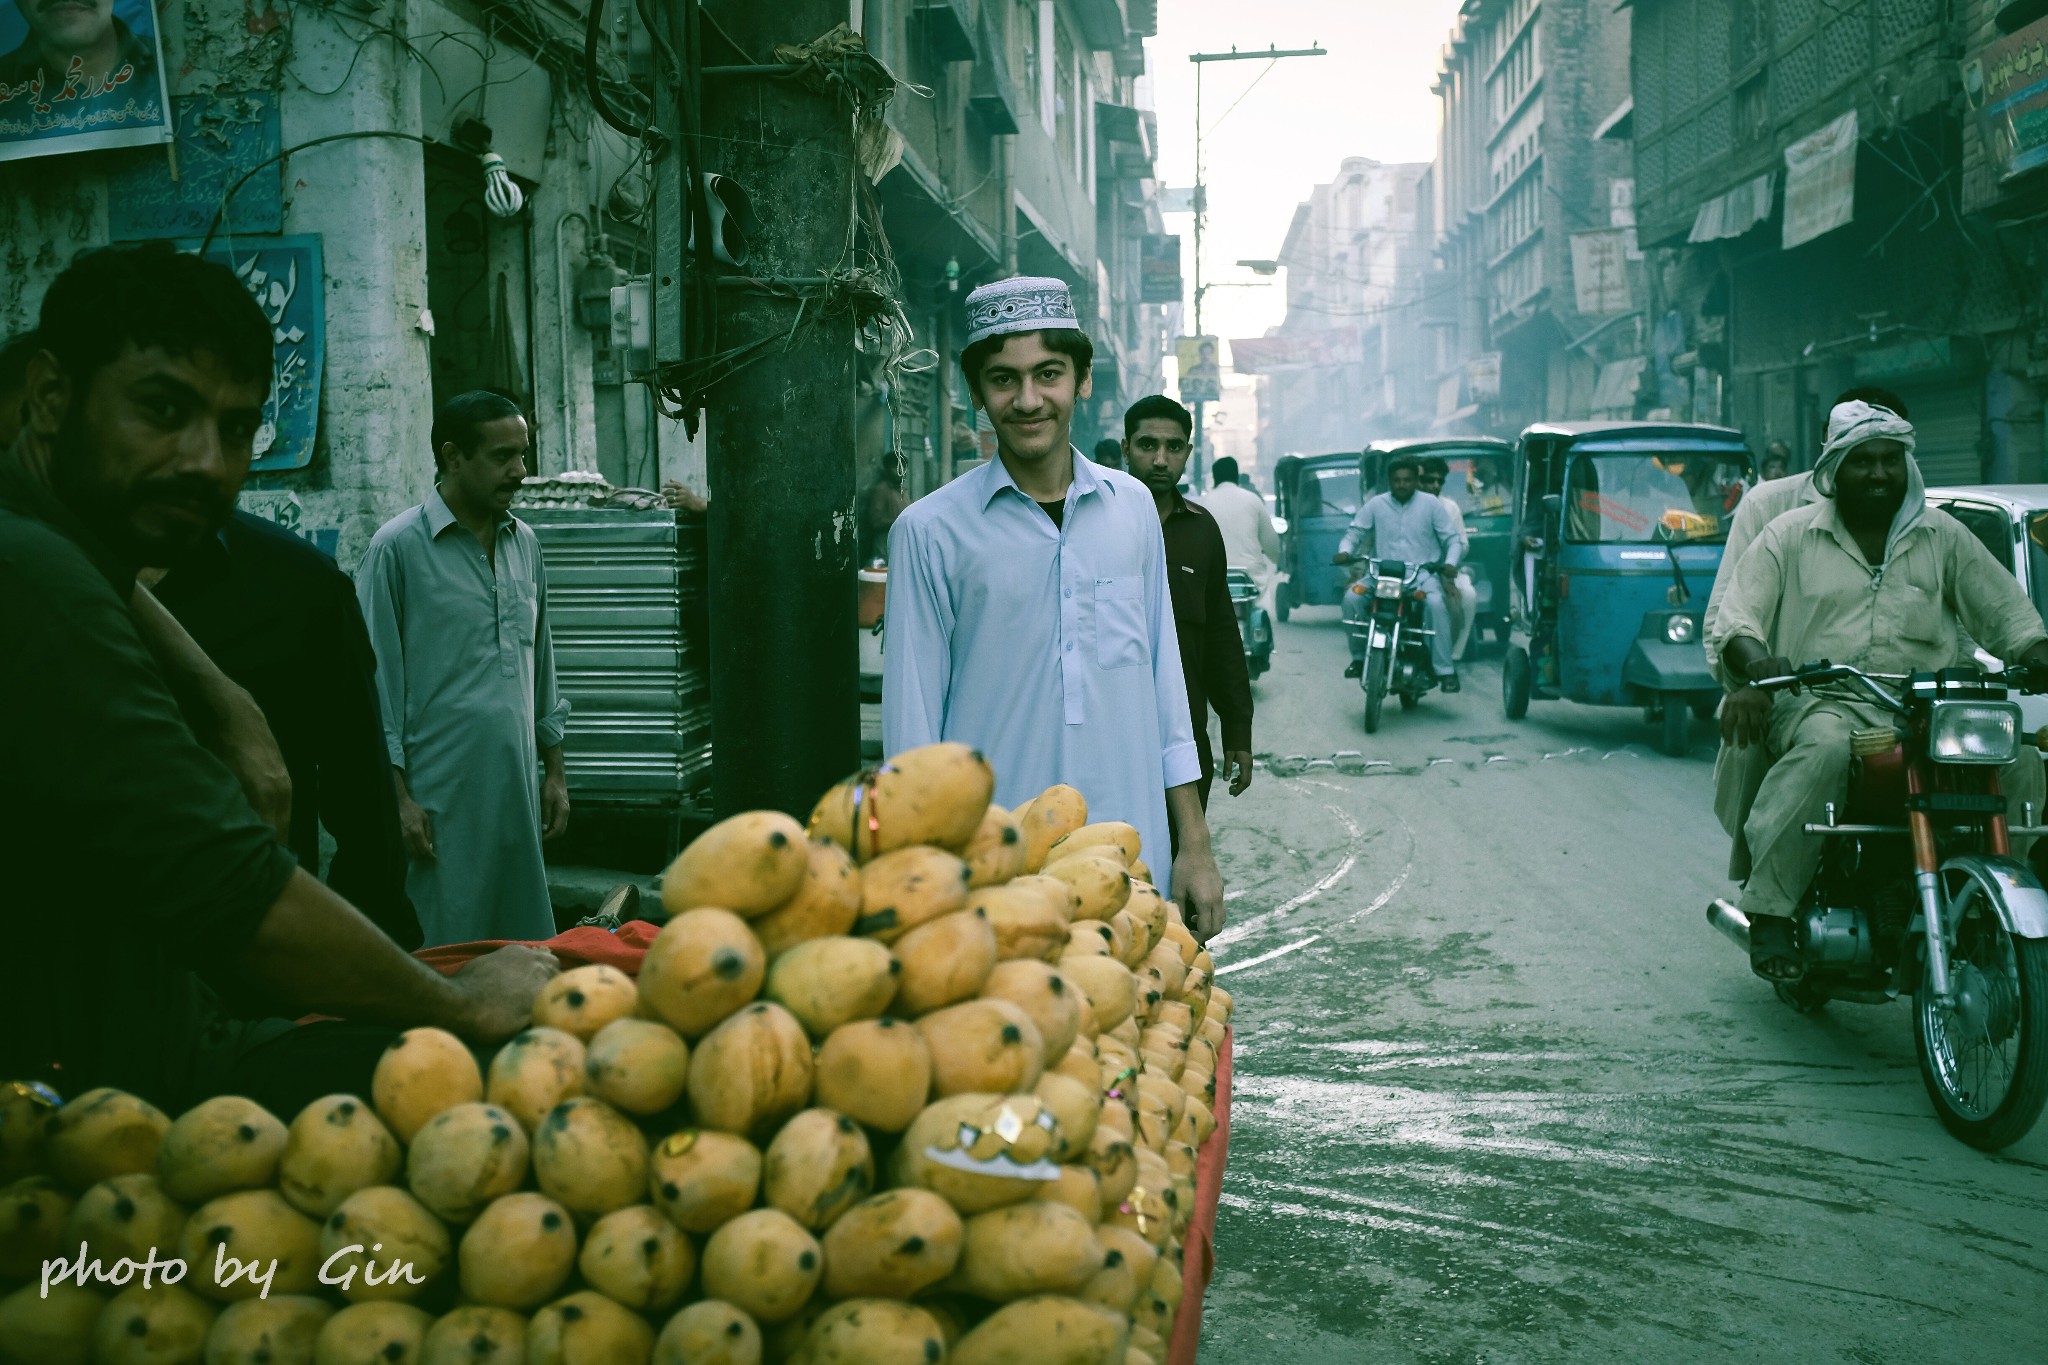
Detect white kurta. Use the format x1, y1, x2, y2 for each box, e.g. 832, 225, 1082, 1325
882, 450, 1202, 887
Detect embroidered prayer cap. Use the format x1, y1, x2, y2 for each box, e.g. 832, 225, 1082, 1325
964, 275, 1080, 347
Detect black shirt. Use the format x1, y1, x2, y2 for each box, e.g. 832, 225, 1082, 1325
155, 513, 419, 950
1160, 493, 1254, 779
0, 456, 300, 1111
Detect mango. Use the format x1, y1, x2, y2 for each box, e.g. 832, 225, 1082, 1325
532, 964, 639, 1041
578, 1203, 695, 1312
953, 1201, 1105, 1300
44, 1089, 168, 1191
917, 999, 1044, 1097
0, 1080, 59, 1184
60, 1172, 185, 1268
178, 1190, 322, 1302
1044, 1164, 1102, 1224
969, 883, 1070, 964
0, 1174, 72, 1281
687, 1002, 814, 1141
761, 1109, 872, 1231
639, 908, 768, 1038
662, 810, 810, 917
403, 1103, 527, 1225
419, 1306, 527, 1365
1014, 785, 1088, 872
818, 1188, 962, 1300
811, 1018, 932, 1133
1055, 957, 1137, 1034
1045, 822, 1141, 868
1031, 1074, 1099, 1162
763, 937, 900, 1038
807, 743, 995, 860
371, 1030, 483, 1145
653, 1300, 762, 1365
800, 1299, 947, 1365
1078, 1246, 1139, 1316
0, 1281, 100, 1365
949, 1297, 1128, 1365
526, 1289, 656, 1365
1051, 1040, 1101, 1090
583, 1018, 691, 1117
1044, 855, 1132, 922
961, 805, 1029, 887
313, 1301, 431, 1365
200, 1295, 332, 1365
155, 1097, 287, 1205
316, 1185, 448, 1303
648, 1129, 761, 1235
891, 909, 998, 1015
751, 841, 862, 957
699, 1208, 822, 1326
531, 1097, 649, 1221
457, 1193, 577, 1310
1010, 874, 1084, 922
278, 1097, 401, 1218
889, 1095, 1060, 1215
92, 1282, 217, 1365
854, 846, 972, 943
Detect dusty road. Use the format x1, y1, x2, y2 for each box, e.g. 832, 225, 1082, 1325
1197, 608, 2048, 1364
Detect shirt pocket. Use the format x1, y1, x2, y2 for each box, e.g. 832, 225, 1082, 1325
1093, 575, 1149, 671
1890, 582, 1944, 646
502, 578, 540, 648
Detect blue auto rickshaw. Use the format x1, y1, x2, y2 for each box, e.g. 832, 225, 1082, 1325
1502, 422, 1755, 756
1365, 437, 1518, 649
1274, 451, 1363, 621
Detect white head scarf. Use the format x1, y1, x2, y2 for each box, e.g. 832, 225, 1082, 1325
1812, 399, 1916, 497
1812, 398, 1925, 558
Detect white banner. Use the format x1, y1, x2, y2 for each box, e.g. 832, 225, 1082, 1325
1783, 110, 1858, 250
1570, 230, 1635, 316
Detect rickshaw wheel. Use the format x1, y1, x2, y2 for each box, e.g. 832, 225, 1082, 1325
1276, 588, 1291, 623
1660, 700, 1692, 757
1503, 646, 1531, 721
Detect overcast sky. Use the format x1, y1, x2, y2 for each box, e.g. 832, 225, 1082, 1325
1149, 0, 1467, 351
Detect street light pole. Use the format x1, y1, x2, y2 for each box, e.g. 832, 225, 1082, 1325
1188, 44, 1326, 490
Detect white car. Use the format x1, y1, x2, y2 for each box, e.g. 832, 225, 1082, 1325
1926, 484, 2048, 735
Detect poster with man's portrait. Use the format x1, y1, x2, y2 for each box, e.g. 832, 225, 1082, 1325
0, 0, 172, 162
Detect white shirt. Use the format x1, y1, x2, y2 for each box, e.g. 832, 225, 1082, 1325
1195, 480, 1280, 575
882, 449, 1201, 885
1337, 489, 1466, 568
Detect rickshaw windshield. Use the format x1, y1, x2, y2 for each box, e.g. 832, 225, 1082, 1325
1303, 464, 1362, 517
1563, 451, 1749, 544
1433, 455, 1513, 519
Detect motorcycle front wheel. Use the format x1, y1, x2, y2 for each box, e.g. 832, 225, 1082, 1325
1363, 645, 1389, 734
1914, 911, 2048, 1150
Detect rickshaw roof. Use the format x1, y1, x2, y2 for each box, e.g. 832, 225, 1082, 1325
1277, 451, 1362, 467
1365, 436, 1516, 456
1520, 420, 1748, 450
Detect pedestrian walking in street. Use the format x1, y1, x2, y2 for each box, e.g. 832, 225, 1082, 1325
1760, 439, 1793, 482
357, 390, 572, 947
0, 244, 556, 1116
1122, 394, 1255, 810
881, 275, 1227, 939
1711, 400, 2048, 980
1197, 454, 1281, 614
1093, 436, 1126, 472
1418, 456, 1480, 661
155, 511, 421, 949
1334, 454, 1466, 691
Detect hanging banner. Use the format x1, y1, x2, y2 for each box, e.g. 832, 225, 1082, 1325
108, 91, 283, 239
1782, 110, 1859, 250
1176, 335, 1221, 402
177, 234, 326, 473
0, 0, 171, 162
1466, 352, 1502, 403
1964, 16, 2048, 184
1570, 229, 1635, 316
1140, 234, 1183, 304
1226, 327, 1363, 374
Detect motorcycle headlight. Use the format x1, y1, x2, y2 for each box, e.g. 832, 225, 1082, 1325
1374, 578, 1403, 599
1664, 614, 1698, 644
1928, 700, 2022, 765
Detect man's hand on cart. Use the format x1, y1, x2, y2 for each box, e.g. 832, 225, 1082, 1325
449, 944, 562, 1044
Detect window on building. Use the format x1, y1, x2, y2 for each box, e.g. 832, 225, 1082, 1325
1055, 16, 1076, 170
1015, 0, 1039, 114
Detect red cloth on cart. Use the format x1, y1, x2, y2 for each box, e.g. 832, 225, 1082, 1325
413, 920, 661, 977
1169, 1028, 1231, 1365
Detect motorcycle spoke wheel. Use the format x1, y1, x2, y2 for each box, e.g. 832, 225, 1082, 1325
1915, 906, 2048, 1150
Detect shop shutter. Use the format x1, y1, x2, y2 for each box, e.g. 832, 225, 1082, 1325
1889, 380, 1984, 487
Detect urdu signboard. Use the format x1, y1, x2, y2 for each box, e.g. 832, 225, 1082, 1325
1966, 17, 2048, 184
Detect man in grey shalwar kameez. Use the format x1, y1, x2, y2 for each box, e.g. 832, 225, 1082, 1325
358, 392, 570, 945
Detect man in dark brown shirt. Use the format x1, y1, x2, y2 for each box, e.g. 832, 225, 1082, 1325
1122, 395, 1254, 809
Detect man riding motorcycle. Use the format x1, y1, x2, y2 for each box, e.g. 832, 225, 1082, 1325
1709, 401, 2048, 981
1418, 457, 1479, 661
1334, 454, 1466, 691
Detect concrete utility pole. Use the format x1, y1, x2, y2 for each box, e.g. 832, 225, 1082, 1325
697, 0, 862, 818
1188, 44, 1325, 488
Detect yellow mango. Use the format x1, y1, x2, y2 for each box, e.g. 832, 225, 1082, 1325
961, 804, 1029, 887
638, 908, 767, 1039
853, 846, 972, 943
661, 810, 809, 917
807, 743, 996, 860
750, 841, 862, 957
1014, 785, 1088, 873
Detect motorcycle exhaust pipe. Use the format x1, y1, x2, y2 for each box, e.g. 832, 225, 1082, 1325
1707, 898, 1752, 952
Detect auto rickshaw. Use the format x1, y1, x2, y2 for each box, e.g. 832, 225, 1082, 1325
1364, 437, 1517, 649
1274, 451, 1363, 621
1503, 421, 1755, 756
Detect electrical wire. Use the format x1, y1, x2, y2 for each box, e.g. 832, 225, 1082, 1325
584, 0, 648, 140
201, 131, 439, 252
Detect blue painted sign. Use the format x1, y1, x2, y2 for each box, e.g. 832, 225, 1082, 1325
178, 235, 325, 473
110, 90, 281, 239
0, 0, 171, 162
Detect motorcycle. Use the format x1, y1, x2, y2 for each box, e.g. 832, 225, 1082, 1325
1228, 568, 1273, 681
1707, 661, 2048, 1150
1344, 557, 1448, 734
